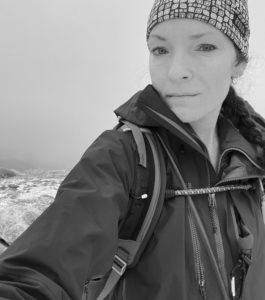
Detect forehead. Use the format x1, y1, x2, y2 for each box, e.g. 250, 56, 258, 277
148, 18, 225, 41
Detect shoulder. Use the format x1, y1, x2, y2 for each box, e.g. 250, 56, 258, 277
81, 128, 138, 162
60, 128, 139, 191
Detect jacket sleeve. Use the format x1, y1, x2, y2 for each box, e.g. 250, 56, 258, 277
0, 129, 137, 300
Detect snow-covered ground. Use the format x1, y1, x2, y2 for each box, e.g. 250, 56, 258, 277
0, 169, 67, 253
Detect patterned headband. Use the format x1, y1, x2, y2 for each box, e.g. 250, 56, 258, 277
147, 0, 250, 57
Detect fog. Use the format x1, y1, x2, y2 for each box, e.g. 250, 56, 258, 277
1, 0, 264, 170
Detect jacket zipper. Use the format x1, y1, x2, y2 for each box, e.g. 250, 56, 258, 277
208, 193, 229, 291
190, 145, 262, 299
215, 146, 265, 299
205, 157, 229, 295
187, 182, 207, 300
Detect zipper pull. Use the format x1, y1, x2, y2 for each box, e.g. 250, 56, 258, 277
208, 193, 216, 207
208, 193, 217, 234
199, 279, 207, 300
230, 259, 246, 300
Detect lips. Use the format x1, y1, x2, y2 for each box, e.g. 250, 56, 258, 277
166, 93, 199, 97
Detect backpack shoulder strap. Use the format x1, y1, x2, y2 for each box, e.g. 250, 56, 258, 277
119, 120, 147, 168
94, 121, 167, 300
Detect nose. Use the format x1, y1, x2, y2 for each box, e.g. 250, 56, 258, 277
168, 52, 193, 82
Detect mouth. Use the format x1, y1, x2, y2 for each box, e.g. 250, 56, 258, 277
166, 93, 199, 98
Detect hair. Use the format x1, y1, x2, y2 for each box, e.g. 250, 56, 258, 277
221, 48, 265, 168
235, 46, 249, 66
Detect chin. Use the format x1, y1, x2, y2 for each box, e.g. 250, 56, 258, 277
170, 109, 199, 123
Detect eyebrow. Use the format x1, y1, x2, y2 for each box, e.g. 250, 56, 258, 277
148, 32, 215, 41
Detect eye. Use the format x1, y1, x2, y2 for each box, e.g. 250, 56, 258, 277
150, 47, 168, 56
197, 44, 217, 52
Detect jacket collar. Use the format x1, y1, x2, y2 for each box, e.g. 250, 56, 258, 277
115, 84, 265, 177
115, 85, 207, 157
217, 116, 265, 181
218, 115, 258, 160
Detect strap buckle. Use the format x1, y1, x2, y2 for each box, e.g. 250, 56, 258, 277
112, 255, 127, 276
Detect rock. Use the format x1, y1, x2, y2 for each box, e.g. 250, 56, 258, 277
0, 205, 42, 246
0, 168, 20, 179
8, 184, 19, 189
22, 210, 40, 225
0, 169, 66, 253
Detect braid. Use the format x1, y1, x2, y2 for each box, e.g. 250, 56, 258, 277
221, 86, 265, 168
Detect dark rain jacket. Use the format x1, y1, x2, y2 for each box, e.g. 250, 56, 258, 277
0, 85, 265, 300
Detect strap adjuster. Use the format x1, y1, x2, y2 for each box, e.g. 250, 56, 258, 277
112, 255, 127, 276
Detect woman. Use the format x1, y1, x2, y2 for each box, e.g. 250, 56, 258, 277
0, 0, 265, 299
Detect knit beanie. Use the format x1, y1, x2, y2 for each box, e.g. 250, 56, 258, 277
147, 0, 250, 58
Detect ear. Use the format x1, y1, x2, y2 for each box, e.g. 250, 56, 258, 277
231, 60, 247, 79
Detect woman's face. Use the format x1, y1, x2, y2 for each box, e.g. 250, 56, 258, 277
148, 19, 246, 125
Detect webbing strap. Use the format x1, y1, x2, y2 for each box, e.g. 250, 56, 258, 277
96, 248, 129, 300
121, 120, 147, 167
96, 269, 120, 300
95, 126, 166, 299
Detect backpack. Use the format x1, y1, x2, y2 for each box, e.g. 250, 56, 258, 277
82, 120, 168, 300
82, 120, 262, 300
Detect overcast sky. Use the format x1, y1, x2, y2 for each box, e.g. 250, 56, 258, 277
1, 0, 265, 170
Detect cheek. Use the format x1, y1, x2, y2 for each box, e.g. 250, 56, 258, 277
211, 59, 234, 80
203, 62, 232, 93
149, 63, 163, 85
205, 76, 231, 110
149, 58, 168, 86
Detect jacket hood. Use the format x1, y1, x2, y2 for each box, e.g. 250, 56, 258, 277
114, 85, 172, 127
114, 84, 265, 172
115, 85, 205, 156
